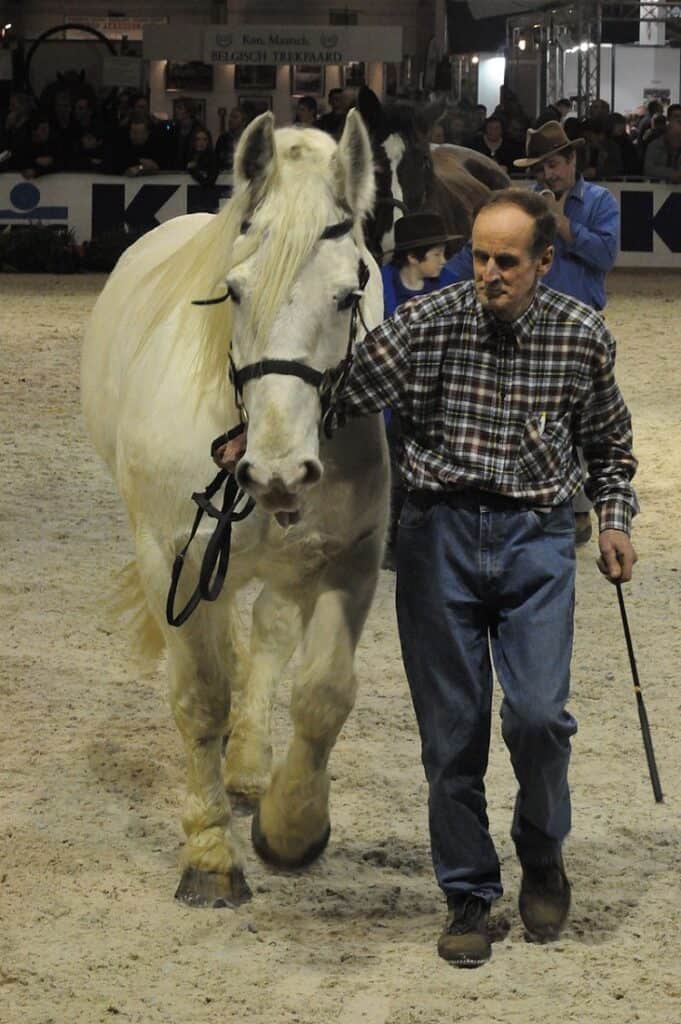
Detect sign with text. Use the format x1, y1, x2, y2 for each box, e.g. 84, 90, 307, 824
203, 24, 403, 66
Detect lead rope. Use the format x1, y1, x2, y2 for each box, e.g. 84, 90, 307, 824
166, 424, 255, 627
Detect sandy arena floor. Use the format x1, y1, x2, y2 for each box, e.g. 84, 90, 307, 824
1, 270, 680, 1024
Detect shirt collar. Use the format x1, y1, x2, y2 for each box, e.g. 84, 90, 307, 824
479, 292, 539, 348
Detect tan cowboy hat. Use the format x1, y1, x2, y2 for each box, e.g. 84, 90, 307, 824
513, 120, 585, 168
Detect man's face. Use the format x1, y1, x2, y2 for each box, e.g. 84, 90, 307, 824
485, 119, 503, 143
541, 152, 576, 198
472, 204, 553, 322
228, 108, 245, 134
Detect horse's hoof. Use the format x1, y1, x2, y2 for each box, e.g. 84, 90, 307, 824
251, 806, 331, 869
174, 866, 252, 908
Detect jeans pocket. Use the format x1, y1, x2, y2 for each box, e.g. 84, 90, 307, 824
529, 503, 575, 536
399, 492, 438, 530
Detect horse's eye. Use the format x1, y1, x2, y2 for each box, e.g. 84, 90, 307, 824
335, 291, 354, 312
228, 285, 241, 304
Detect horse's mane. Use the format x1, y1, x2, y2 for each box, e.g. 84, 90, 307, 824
132, 128, 341, 392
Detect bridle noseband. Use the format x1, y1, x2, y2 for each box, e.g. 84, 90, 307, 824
192, 216, 370, 440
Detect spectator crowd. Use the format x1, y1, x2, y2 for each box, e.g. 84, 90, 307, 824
1, 79, 680, 184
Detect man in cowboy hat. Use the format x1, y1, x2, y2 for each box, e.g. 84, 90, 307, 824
447, 119, 620, 544
381, 212, 463, 570
335, 185, 637, 967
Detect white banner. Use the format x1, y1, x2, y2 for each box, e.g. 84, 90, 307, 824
101, 56, 143, 89
0, 175, 679, 267
202, 24, 403, 66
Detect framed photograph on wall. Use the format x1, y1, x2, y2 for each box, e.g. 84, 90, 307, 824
237, 95, 273, 119
290, 65, 325, 97
343, 62, 366, 89
172, 96, 207, 125
234, 65, 277, 91
165, 61, 214, 93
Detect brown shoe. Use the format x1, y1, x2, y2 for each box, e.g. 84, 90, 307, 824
519, 856, 571, 943
575, 512, 592, 545
437, 895, 491, 967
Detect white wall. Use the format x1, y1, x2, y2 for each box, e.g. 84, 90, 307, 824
564, 44, 680, 115
477, 54, 505, 113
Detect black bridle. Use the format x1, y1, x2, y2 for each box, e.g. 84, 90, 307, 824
166, 215, 370, 628
225, 217, 370, 439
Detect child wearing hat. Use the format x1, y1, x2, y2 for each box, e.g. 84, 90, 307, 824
381, 213, 462, 570
381, 211, 462, 318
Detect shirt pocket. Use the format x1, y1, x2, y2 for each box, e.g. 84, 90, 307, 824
516, 414, 571, 485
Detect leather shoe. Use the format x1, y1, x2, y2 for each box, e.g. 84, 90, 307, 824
519, 856, 571, 943
438, 894, 492, 967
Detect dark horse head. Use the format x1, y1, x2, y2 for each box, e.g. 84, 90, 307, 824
356, 87, 510, 261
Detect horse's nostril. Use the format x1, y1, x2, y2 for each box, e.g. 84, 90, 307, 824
302, 459, 323, 485
235, 460, 253, 488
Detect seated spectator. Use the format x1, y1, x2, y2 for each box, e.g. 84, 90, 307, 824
0, 92, 33, 169
215, 106, 247, 172
581, 118, 623, 179
112, 115, 165, 176
610, 113, 641, 176
69, 93, 106, 171
470, 115, 517, 170
294, 95, 318, 127
185, 128, 218, 186
47, 88, 77, 166
12, 114, 64, 178
317, 88, 348, 139
644, 118, 681, 183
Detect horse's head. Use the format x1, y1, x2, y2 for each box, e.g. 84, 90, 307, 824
225, 111, 376, 517
357, 89, 438, 257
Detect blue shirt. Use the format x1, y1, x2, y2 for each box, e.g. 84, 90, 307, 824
381, 263, 459, 318
446, 178, 620, 311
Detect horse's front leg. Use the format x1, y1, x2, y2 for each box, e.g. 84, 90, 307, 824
167, 615, 252, 909
224, 584, 301, 803
251, 535, 381, 867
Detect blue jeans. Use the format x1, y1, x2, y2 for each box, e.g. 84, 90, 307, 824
395, 491, 577, 904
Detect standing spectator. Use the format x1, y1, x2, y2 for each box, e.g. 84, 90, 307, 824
294, 96, 318, 127
636, 99, 663, 141
581, 118, 624, 179
666, 103, 681, 125
644, 118, 681, 182
470, 115, 517, 170
112, 115, 165, 176
215, 106, 247, 172
69, 93, 106, 171
335, 188, 638, 967
169, 99, 201, 170
536, 98, 572, 127
317, 88, 348, 139
610, 113, 641, 176
185, 128, 218, 186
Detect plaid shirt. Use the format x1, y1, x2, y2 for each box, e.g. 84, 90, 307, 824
340, 281, 638, 534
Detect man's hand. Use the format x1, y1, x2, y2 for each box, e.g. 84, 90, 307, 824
212, 429, 247, 472
597, 529, 638, 583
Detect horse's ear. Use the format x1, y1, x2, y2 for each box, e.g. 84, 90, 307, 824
234, 111, 276, 194
333, 108, 375, 219
414, 99, 447, 139
356, 85, 385, 140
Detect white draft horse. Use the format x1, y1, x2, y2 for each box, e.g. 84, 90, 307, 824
81, 111, 389, 908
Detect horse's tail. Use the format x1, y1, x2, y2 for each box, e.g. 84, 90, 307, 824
109, 560, 166, 667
